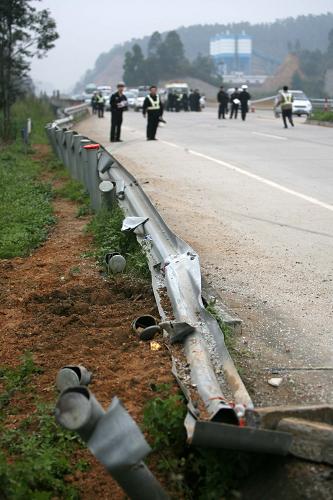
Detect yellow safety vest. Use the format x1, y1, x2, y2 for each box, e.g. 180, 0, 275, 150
281, 92, 292, 109
147, 95, 160, 110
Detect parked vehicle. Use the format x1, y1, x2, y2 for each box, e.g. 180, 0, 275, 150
134, 87, 150, 111
124, 91, 137, 109
275, 90, 312, 117
83, 83, 97, 103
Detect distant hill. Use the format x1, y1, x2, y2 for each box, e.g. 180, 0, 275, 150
73, 13, 333, 92
261, 54, 303, 92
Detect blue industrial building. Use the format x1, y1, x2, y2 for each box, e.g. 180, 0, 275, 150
210, 33, 252, 75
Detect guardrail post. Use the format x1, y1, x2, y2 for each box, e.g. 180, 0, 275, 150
72, 134, 84, 181
80, 139, 92, 190
45, 125, 58, 157
85, 145, 101, 210
62, 130, 73, 170
54, 128, 66, 164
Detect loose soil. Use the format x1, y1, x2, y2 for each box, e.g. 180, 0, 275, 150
0, 145, 174, 499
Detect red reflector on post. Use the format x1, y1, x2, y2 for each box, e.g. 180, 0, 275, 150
83, 143, 100, 150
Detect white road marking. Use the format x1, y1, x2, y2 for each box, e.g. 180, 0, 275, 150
252, 131, 287, 141
160, 140, 183, 149
158, 141, 333, 213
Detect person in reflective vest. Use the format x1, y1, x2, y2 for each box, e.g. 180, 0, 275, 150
96, 92, 105, 118
142, 86, 164, 140
276, 86, 294, 128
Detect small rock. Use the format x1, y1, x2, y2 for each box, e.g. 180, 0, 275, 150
268, 377, 283, 387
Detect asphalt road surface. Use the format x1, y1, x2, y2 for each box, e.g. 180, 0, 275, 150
77, 107, 333, 407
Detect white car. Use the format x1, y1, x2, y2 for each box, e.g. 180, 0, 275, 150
275, 90, 312, 117
134, 88, 150, 111
124, 91, 136, 109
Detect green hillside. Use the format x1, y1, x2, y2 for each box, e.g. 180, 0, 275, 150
73, 13, 333, 91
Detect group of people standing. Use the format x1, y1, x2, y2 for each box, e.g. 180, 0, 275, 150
166, 89, 201, 112
95, 82, 296, 144
108, 82, 163, 142
91, 91, 106, 118
217, 85, 251, 121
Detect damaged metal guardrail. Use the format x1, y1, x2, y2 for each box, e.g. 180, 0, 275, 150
53, 102, 90, 129
46, 106, 333, 463
55, 367, 168, 500
45, 120, 254, 428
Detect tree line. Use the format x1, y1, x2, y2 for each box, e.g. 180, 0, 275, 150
0, 0, 58, 140
291, 28, 333, 96
123, 30, 221, 87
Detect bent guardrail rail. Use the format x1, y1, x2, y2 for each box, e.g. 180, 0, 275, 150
45, 118, 253, 424
50, 105, 333, 460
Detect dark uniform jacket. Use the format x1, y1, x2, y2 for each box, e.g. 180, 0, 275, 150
230, 91, 240, 104
110, 92, 128, 113
217, 90, 229, 105
239, 90, 251, 109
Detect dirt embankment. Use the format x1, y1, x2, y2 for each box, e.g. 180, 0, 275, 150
0, 146, 173, 499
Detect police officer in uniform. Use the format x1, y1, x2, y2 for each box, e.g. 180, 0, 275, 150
96, 91, 105, 118
110, 82, 128, 142
239, 85, 251, 121
91, 91, 98, 114
142, 85, 163, 140
230, 87, 240, 119
217, 86, 229, 119
275, 85, 294, 128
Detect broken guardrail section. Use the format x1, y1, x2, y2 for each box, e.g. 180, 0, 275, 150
55, 375, 169, 500
46, 107, 333, 461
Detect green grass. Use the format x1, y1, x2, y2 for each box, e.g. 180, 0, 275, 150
0, 96, 55, 144
54, 178, 92, 217
0, 143, 55, 258
0, 353, 42, 411
311, 110, 333, 122
0, 98, 59, 258
0, 355, 87, 499
86, 205, 150, 279
143, 384, 252, 499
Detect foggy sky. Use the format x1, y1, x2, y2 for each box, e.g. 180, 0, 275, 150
30, 0, 333, 92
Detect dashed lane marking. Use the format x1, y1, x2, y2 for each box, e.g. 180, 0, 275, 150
158, 140, 333, 213
252, 131, 287, 140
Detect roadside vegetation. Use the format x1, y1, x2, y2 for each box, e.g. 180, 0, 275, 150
311, 110, 333, 122
0, 354, 87, 499
143, 384, 255, 499
0, 98, 56, 259
86, 205, 150, 279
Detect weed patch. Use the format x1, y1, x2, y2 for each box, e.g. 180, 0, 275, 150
54, 178, 92, 217
143, 384, 252, 499
87, 205, 150, 279
0, 355, 86, 499
0, 143, 55, 258
311, 110, 333, 122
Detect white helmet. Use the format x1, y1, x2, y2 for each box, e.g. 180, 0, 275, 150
241, 84, 248, 89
